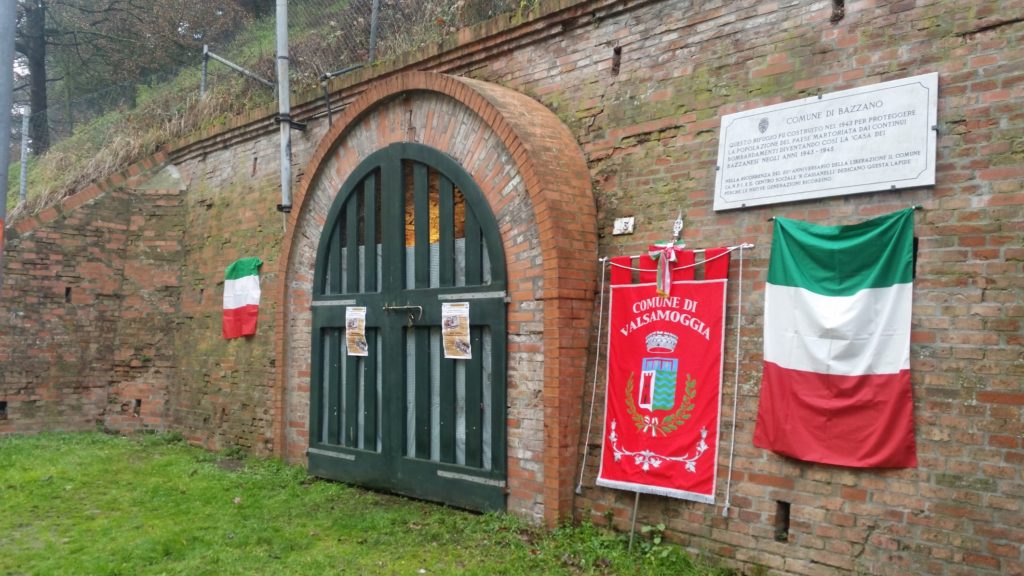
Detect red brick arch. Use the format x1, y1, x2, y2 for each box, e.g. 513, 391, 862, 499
275, 71, 597, 525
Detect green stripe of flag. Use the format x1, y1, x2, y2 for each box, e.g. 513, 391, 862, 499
767, 208, 914, 297
225, 257, 262, 281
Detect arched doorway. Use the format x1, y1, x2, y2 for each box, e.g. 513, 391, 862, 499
278, 71, 598, 524
308, 143, 508, 511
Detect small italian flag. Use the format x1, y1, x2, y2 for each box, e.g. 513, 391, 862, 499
754, 208, 917, 468
223, 257, 262, 339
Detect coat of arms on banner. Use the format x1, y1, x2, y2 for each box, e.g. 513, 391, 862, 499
597, 280, 727, 503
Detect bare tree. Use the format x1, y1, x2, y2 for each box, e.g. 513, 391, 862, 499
14, 1, 49, 152
14, 0, 250, 153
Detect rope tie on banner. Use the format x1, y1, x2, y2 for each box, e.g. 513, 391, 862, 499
576, 257, 609, 495
607, 243, 753, 273
721, 244, 746, 517
649, 243, 684, 296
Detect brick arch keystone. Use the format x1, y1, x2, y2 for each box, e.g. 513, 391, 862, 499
274, 71, 597, 526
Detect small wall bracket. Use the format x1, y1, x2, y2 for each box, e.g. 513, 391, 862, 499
275, 113, 307, 131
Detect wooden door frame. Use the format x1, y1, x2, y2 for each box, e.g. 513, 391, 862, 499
307, 142, 509, 511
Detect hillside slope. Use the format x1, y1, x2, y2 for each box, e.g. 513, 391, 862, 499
7, 0, 527, 220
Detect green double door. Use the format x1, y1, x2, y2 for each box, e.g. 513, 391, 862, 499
308, 143, 508, 511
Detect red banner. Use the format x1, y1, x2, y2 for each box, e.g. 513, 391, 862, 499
598, 280, 727, 503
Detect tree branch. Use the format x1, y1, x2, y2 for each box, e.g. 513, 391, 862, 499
45, 28, 141, 45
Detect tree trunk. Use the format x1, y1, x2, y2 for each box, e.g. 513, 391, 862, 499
23, 1, 49, 153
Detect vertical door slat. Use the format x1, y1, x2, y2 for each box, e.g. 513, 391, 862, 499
439, 353, 456, 463
326, 330, 341, 445
414, 164, 430, 289
464, 326, 483, 468
312, 329, 326, 444
405, 332, 416, 456
465, 208, 482, 285
344, 335, 359, 447
414, 327, 431, 459
363, 330, 378, 451
383, 148, 403, 297
364, 173, 378, 292
328, 223, 342, 293
346, 195, 360, 294
486, 327, 504, 473
439, 177, 455, 288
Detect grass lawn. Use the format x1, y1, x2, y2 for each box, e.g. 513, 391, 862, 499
0, 432, 735, 575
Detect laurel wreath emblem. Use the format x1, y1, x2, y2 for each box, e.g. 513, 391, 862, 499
624, 371, 697, 436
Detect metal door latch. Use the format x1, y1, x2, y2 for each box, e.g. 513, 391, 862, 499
382, 304, 423, 326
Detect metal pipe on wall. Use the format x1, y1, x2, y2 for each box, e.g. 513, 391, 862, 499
200, 44, 272, 97
276, 0, 292, 212
20, 108, 30, 204
0, 0, 17, 285
207, 48, 273, 89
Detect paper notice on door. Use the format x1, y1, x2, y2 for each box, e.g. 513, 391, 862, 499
442, 302, 471, 359
345, 306, 369, 356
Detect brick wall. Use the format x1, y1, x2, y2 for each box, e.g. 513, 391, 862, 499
104, 186, 186, 432
0, 187, 130, 433
1, 0, 1021, 574
477, 2, 1020, 575
168, 127, 328, 454
169, 140, 282, 452
0, 157, 185, 435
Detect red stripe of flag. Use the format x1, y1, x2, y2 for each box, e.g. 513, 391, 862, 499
223, 304, 260, 339
754, 362, 917, 468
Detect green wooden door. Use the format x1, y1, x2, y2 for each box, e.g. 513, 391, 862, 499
309, 143, 508, 511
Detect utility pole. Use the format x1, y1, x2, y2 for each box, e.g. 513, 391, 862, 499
201, 45, 208, 97
1, 0, 19, 288
369, 0, 381, 62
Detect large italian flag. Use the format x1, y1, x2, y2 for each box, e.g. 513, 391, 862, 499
753, 208, 917, 468
223, 257, 262, 339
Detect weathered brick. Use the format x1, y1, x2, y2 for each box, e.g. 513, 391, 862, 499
2, 1, 1022, 575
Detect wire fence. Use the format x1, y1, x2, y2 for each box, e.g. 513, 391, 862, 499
7, 0, 530, 210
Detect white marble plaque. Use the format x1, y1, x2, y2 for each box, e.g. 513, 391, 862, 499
714, 73, 937, 211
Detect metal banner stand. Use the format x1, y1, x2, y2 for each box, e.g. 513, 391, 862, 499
627, 491, 641, 552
